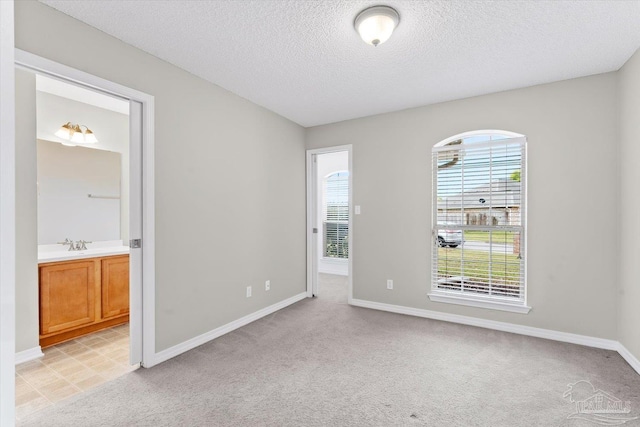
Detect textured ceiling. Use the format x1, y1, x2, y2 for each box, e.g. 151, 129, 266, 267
40, 0, 640, 127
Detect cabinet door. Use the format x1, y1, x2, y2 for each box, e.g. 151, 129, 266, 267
40, 260, 96, 334
101, 256, 130, 319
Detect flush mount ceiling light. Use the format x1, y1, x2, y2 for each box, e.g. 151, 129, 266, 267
354, 5, 400, 47
54, 122, 98, 145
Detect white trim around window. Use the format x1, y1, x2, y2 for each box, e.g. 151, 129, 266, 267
428, 291, 531, 314
430, 131, 529, 313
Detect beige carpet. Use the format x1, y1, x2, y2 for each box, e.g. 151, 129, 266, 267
19, 274, 640, 426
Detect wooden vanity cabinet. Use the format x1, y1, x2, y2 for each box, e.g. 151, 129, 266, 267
39, 254, 129, 348
101, 256, 130, 319
39, 260, 97, 335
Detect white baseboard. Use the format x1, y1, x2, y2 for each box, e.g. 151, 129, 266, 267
15, 346, 43, 365
144, 293, 640, 376
617, 343, 640, 375
151, 292, 308, 366
350, 298, 620, 351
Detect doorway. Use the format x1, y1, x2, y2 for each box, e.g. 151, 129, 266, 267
12, 50, 155, 419
306, 146, 353, 303
15, 72, 133, 418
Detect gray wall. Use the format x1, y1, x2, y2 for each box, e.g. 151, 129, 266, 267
619, 48, 640, 360
14, 1, 635, 361
306, 73, 619, 339
15, 69, 39, 353
15, 1, 306, 352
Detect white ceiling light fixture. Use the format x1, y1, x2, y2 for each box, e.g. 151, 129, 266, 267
54, 122, 99, 145
354, 5, 400, 47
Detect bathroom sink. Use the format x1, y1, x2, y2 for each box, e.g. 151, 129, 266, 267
38, 240, 130, 263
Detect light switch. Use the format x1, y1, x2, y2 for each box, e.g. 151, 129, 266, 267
355, 205, 361, 215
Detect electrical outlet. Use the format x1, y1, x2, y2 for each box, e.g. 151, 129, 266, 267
355, 205, 361, 215
265, 280, 271, 291
246, 286, 252, 298
387, 279, 393, 290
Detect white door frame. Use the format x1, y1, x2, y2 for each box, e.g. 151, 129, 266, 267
13, 49, 156, 368
0, 1, 17, 424
306, 145, 353, 303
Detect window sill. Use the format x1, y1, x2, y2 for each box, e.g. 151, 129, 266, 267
428, 292, 531, 314
321, 257, 348, 263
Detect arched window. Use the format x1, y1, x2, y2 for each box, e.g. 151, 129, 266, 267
323, 171, 349, 259
429, 130, 529, 313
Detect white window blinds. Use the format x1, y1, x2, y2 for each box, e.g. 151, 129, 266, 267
432, 136, 526, 304
324, 172, 349, 259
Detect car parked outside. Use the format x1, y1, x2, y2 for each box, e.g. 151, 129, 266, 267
437, 226, 463, 248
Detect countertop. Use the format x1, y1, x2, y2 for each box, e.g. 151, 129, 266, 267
38, 240, 130, 264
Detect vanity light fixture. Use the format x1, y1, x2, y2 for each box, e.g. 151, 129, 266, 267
54, 122, 98, 145
354, 5, 400, 47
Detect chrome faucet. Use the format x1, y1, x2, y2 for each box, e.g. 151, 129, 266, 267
75, 240, 91, 251
56, 238, 92, 251
57, 238, 75, 251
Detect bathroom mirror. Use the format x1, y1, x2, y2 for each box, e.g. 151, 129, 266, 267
37, 139, 122, 244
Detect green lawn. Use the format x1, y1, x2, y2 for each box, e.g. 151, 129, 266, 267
463, 230, 516, 244
436, 247, 521, 286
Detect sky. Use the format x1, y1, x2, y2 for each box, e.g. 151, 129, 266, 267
437, 135, 522, 197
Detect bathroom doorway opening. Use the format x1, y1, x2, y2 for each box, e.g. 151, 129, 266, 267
12, 50, 154, 419
306, 146, 353, 304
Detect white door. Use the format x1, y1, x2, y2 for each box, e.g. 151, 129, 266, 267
128, 100, 143, 365
307, 153, 320, 297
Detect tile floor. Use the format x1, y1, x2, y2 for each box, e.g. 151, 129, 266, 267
15, 323, 137, 420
